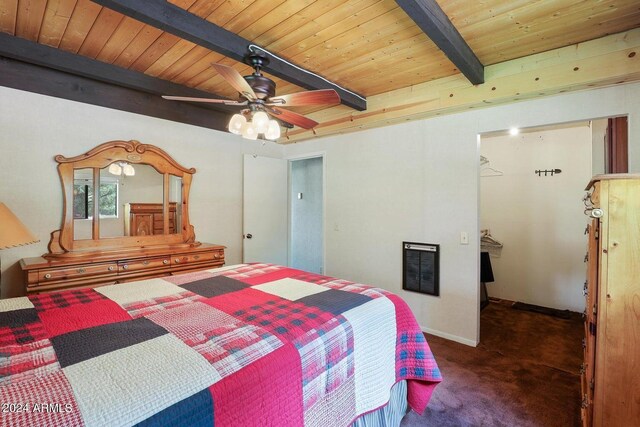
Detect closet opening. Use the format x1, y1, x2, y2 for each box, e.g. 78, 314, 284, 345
476, 115, 629, 425
477, 116, 627, 337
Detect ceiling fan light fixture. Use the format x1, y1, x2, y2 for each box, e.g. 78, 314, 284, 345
265, 120, 281, 140
252, 111, 270, 133
241, 122, 259, 140
108, 163, 123, 176
229, 113, 246, 135
122, 164, 136, 176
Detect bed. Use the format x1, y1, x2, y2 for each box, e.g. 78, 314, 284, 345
0, 263, 441, 426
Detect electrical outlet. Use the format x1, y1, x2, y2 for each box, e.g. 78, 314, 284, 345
460, 231, 469, 245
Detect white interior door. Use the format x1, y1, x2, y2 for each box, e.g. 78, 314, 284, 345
243, 154, 288, 265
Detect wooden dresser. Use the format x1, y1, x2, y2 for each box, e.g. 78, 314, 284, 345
581, 175, 640, 426
124, 202, 177, 236
20, 140, 226, 295
20, 243, 225, 294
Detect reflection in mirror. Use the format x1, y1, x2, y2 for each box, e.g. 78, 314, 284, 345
73, 168, 93, 241
116, 164, 164, 237
169, 175, 183, 234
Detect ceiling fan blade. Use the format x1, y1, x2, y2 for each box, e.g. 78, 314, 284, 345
267, 89, 340, 107
267, 107, 318, 130
211, 63, 257, 101
162, 95, 246, 106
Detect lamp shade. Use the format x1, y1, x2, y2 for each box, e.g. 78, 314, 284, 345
108, 163, 122, 175
241, 122, 258, 140
252, 111, 270, 134
264, 120, 281, 140
0, 203, 39, 249
122, 163, 135, 176
228, 114, 246, 135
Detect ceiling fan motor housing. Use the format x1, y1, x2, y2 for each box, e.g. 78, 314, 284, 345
243, 52, 276, 100
243, 74, 276, 100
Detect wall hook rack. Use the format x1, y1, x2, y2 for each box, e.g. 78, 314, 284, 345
535, 168, 562, 176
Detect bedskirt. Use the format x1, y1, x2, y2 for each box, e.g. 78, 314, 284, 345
351, 380, 408, 427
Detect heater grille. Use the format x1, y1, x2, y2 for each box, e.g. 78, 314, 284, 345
403, 242, 439, 296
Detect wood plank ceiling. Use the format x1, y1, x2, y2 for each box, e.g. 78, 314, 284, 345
1, 0, 640, 132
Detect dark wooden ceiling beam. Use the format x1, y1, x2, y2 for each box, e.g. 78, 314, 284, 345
0, 57, 230, 132
395, 0, 484, 85
91, 0, 367, 111
0, 32, 233, 109
0, 33, 232, 132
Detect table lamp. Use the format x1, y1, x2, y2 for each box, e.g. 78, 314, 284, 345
0, 203, 39, 286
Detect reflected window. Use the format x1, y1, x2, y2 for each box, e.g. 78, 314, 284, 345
73, 178, 119, 219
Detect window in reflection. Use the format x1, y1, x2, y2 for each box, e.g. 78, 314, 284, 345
73, 168, 94, 240
73, 171, 119, 220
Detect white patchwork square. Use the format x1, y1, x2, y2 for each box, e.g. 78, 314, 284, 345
253, 278, 330, 301
63, 334, 221, 427
205, 264, 248, 274
0, 296, 34, 312
96, 278, 184, 306
342, 297, 397, 414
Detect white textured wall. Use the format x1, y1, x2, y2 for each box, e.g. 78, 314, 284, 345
284, 82, 640, 346
591, 118, 608, 175
2, 82, 640, 344
480, 126, 592, 312
0, 86, 283, 298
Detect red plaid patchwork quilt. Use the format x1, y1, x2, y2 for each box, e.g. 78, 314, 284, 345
0, 263, 441, 427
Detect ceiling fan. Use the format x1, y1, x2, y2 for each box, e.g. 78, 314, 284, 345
162, 52, 341, 140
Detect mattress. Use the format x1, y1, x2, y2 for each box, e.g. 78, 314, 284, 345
0, 263, 441, 426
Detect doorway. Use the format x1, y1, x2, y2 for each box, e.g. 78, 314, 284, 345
478, 117, 627, 329
289, 156, 324, 274
479, 121, 591, 319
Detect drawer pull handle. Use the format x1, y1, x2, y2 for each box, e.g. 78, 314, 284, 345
175, 259, 180, 263
44, 273, 52, 279
142, 261, 149, 266
77, 268, 86, 273
163, 259, 169, 265
108, 266, 115, 271
194, 255, 200, 260
123, 265, 129, 270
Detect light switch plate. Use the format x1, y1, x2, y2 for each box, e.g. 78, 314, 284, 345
460, 231, 469, 245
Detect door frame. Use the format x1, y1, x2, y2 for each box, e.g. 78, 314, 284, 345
286, 151, 326, 274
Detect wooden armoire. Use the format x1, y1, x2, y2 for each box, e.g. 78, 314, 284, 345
582, 174, 640, 426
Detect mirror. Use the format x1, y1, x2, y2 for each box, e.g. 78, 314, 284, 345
73, 168, 93, 241
96, 164, 164, 239
48, 140, 197, 257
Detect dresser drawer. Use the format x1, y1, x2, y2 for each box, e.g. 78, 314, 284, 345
38, 263, 118, 282
119, 256, 171, 272
173, 250, 223, 266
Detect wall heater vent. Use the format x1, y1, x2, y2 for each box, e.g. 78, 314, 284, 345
403, 242, 440, 296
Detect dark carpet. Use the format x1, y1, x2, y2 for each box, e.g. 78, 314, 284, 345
402, 300, 583, 426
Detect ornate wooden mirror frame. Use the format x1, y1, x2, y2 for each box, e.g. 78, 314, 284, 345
47, 140, 198, 258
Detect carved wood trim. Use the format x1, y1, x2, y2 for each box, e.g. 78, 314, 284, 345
54, 140, 196, 174
46, 140, 200, 259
